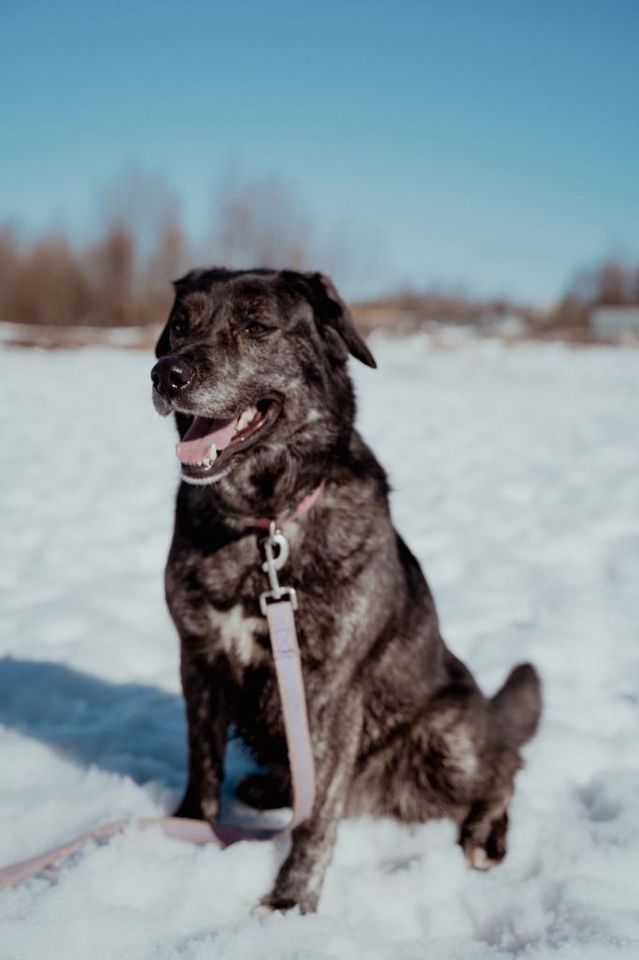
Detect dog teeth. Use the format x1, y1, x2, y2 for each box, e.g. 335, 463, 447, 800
194, 451, 216, 469
236, 406, 258, 433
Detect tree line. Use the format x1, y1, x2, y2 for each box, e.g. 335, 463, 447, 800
0, 173, 318, 328
0, 170, 636, 334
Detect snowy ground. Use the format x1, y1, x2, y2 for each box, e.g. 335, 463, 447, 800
1, 334, 638, 959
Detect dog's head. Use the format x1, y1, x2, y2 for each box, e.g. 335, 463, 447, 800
151, 268, 375, 513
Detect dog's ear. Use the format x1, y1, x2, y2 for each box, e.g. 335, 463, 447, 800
304, 272, 376, 369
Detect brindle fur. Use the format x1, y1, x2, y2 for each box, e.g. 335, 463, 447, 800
151, 268, 542, 914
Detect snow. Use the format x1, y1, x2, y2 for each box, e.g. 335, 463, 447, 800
1, 334, 639, 959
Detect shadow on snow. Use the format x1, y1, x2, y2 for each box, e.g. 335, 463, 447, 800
0, 656, 187, 788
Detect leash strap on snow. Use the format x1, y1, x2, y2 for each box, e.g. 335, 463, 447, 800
0, 528, 316, 891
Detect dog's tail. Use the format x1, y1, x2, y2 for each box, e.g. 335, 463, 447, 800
491, 663, 542, 749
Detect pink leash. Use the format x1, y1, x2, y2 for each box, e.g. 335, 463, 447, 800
0, 502, 321, 891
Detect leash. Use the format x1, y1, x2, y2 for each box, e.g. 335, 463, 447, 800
0, 515, 317, 891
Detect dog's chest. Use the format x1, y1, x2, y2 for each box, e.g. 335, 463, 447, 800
175, 522, 306, 671
207, 602, 269, 669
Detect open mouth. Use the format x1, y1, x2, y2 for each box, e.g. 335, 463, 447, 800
176, 398, 281, 484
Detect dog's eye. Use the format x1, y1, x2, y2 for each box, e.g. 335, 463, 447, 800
245, 321, 270, 339
171, 314, 188, 337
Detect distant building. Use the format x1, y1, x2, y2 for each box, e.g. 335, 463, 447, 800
591, 306, 639, 341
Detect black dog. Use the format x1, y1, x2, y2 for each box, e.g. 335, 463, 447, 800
151, 268, 541, 914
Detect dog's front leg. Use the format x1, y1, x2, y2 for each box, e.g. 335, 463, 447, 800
179, 651, 230, 823
259, 690, 363, 915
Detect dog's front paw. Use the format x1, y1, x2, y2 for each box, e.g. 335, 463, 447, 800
253, 886, 318, 917
252, 897, 299, 919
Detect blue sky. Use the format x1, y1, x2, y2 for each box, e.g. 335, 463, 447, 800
1, 0, 638, 302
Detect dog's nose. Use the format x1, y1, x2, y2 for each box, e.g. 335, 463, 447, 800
151, 357, 194, 398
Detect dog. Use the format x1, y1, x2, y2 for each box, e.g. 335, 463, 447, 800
150, 267, 542, 914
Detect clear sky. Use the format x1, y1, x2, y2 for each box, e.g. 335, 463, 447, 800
2, 0, 638, 302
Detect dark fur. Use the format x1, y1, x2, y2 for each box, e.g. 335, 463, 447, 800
151, 268, 542, 913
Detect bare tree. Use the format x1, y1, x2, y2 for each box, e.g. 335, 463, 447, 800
212, 177, 312, 270
87, 223, 135, 325
89, 170, 189, 325
0, 227, 21, 322
551, 255, 639, 334
596, 259, 627, 305
13, 233, 91, 326
143, 212, 188, 323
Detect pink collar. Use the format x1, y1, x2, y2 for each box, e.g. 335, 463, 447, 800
254, 480, 325, 530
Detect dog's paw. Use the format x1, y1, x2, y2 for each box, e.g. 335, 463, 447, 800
252, 897, 299, 919
251, 902, 275, 920
460, 809, 508, 871
464, 845, 500, 871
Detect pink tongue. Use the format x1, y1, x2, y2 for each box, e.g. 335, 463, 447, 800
175, 415, 239, 465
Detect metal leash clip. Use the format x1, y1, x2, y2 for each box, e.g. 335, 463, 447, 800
259, 521, 298, 615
